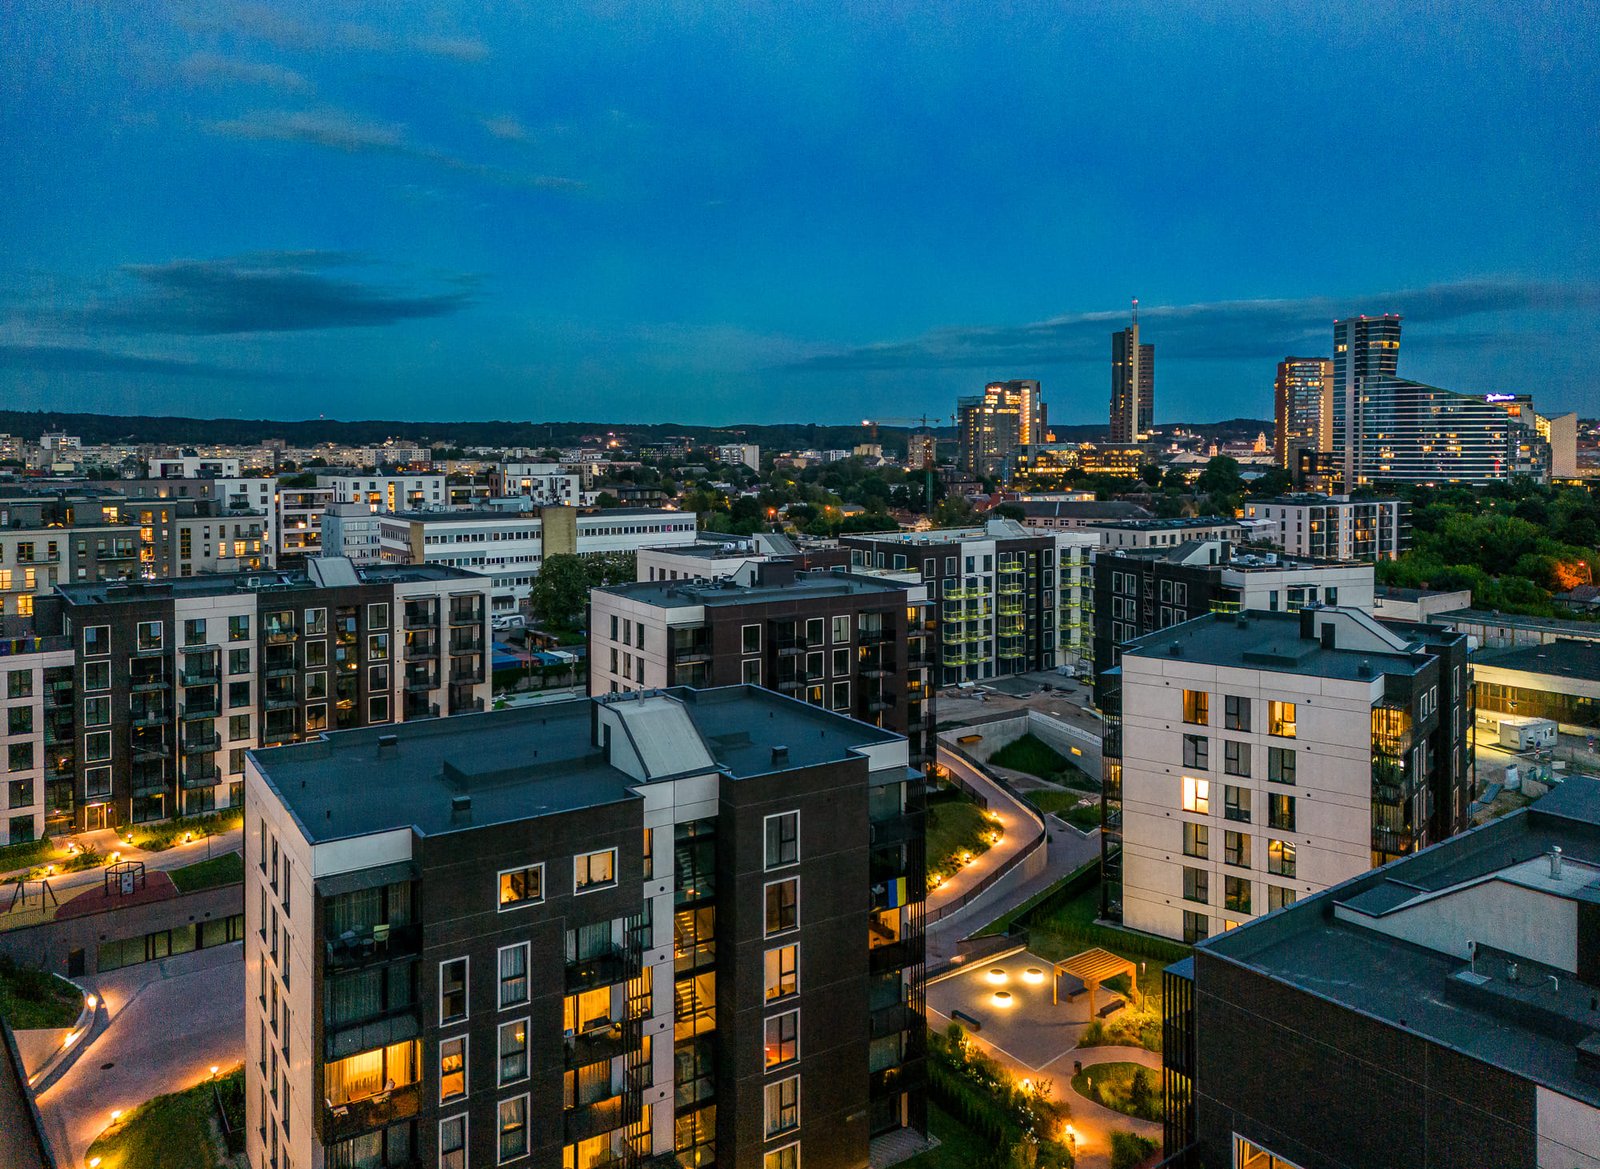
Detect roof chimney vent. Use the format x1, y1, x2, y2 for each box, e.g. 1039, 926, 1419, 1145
450, 794, 472, 822
771, 745, 789, 765
1549, 845, 1564, 880
377, 733, 398, 754
1167, 641, 1182, 657
1357, 660, 1372, 678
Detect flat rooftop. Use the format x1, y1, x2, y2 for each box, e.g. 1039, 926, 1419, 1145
1120, 608, 1432, 681
599, 570, 907, 610
1474, 638, 1600, 682
1439, 608, 1600, 638
252, 685, 900, 843
1203, 779, 1600, 1107
1085, 515, 1239, 531
54, 562, 482, 605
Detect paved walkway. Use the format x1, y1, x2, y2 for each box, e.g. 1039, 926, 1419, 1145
1054, 1046, 1164, 1169
36, 942, 245, 1167
926, 745, 1045, 921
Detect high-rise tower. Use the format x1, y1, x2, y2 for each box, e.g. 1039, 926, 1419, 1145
1273, 356, 1334, 472
1110, 301, 1155, 443
1331, 314, 1402, 486
956, 379, 1044, 477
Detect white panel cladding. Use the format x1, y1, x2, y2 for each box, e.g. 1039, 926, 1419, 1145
1335, 880, 1580, 973
1536, 1087, 1600, 1168
310, 826, 413, 877
1119, 649, 1382, 941
588, 590, 683, 696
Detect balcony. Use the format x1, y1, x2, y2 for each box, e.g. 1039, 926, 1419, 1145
181, 763, 221, 789
403, 639, 438, 661
402, 607, 436, 631
130, 740, 171, 762
182, 700, 221, 720
564, 1090, 640, 1145
179, 641, 221, 655
129, 674, 170, 692
403, 671, 438, 692
402, 701, 440, 721
180, 667, 220, 687
858, 628, 890, 644
566, 943, 640, 993
264, 693, 299, 711
324, 1007, 422, 1063
181, 731, 221, 755
323, 1083, 420, 1143
774, 638, 809, 658
130, 708, 168, 729
672, 646, 712, 664
448, 605, 484, 627
448, 632, 484, 655
565, 1019, 638, 1069
449, 696, 484, 715
868, 937, 923, 974
448, 664, 484, 685
324, 922, 422, 973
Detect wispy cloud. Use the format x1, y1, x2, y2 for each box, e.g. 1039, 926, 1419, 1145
481, 114, 531, 142
782, 280, 1600, 372
0, 343, 284, 381
188, 4, 487, 61
206, 106, 584, 190
179, 52, 311, 92
37, 252, 474, 336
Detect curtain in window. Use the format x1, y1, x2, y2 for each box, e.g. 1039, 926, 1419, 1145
328, 888, 382, 937
328, 970, 384, 1027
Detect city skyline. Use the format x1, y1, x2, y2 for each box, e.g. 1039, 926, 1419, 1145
3, 2, 1598, 424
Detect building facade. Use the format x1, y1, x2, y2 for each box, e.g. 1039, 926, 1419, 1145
842, 519, 1097, 682
243, 687, 927, 1169
1007, 444, 1150, 482
31, 561, 490, 829
0, 488, 141, 625
1101, 607, 1472, 941
1241, 494, 1409, 562
1079, 516, 1245, 550
0, 632, 75, 844
1331, 314, 1402, 488
1109, 317, 1155, 444
957, 380, 1045, 477
1272, 356, 1332, 472
278, 486, 335, 564
317, 473, 447, 513
1163, 779, 1600, 1169
589, 563, 937, 770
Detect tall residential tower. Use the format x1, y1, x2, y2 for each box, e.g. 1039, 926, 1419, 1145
956, 380, 1045, 477
1331, 314, 1402, 487
1273, 356, 1333, 472
1109, 304, 1155, 443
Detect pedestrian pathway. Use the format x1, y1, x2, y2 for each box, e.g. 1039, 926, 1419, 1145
925, 745, 1044, 921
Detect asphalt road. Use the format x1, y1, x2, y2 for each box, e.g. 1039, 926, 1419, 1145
37, 942, 245, 1167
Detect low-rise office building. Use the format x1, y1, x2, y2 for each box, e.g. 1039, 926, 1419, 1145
29, 560, 491, 829
1102, 606, 1471, 942
244, 686, 927, 1169
1007, 443, 1151, 481
1093, 541, 1375, 704
1242, 494, 1409, 561
590, 562, 936, 769
380, 507, 699, 612
842, 519, 1097, 681
1472, 638, 1600, 734
1163, 778, 1600, 1169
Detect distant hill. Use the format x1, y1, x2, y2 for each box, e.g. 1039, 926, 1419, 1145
0, 408, 1273, 454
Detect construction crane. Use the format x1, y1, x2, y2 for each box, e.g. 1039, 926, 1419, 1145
862, 415, 948, 512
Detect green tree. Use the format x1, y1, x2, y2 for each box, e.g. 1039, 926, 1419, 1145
1195, 455, 1243, 496
933, 495, 978, 527
530, 554, 589, 629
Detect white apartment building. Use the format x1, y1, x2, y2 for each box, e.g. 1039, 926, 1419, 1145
378, 507, 699, 611
492, 464, 586, 506
0, 632, 74, 844
316, 472, 447, 512
317, 502, 385, 565
716, 443, 761, 471
1242, 494, 1409, 562
126, 475, 280, 558
636, 533, 830, 583
151, 455, 242, 478
278, 486, 334, 562
1080, 516, 1246, 549
1108, 607, 1471, 943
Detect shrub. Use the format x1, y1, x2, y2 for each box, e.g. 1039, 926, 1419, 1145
1110, 1130, 1159, 1169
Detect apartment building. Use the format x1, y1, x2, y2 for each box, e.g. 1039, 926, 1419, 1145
243, 686, 927, 1169
1079, 516, 1245, 550
1007, 443, 1151, 481
1241, 494, 1409, 562
957, 380, 1045, 476
0, 488, 141, 624
1013, 499, 1151, 531
1101, 606, 1471, 942
119, 495, 273, 578
125, 475, 279, 556
0, 632, 76, 844
380, 507, 699, 612
278, 486, 335, 563
150, 455, 243, 478
491, 462, 602, 494
317, 472, 448, 512
1092, 540, 1376, 703
1162, 779, 1600, 1169
590, 562, 937, 769
320, 502, 386, 565
841, 518, 1097, 681
31, 560, 490, 829
637, 534, 849, 585
717, 443, 761, 471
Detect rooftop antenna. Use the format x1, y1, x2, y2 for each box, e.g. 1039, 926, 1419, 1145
1131, 297, 1139, 327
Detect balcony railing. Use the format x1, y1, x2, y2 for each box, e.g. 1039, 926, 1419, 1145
566, 943, 641, 993
564, 1018, 639, 1070
324, 923, 422, 973
181, 763, 221, 789
403, 640, 438, 661
448, 633, 484, 655
130, 708, 168, 729
564, 1089, 640, 1145
449, 664, 484, 685
323, 1082, 420, 1143
182, 700, 221, 720
181, 731, 222, 754
448, 606, 484, 627
402, 607, 436, 631
180, 667, 220, 687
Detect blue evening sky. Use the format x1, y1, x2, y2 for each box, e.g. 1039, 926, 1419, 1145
2, 1, 1597, 426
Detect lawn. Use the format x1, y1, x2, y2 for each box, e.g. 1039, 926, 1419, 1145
1072, 1061, 1163, 1122
169, 850, 245, 894
123, 811, 242, 854
0, 956, 82, 1030
1028, 788, 1101, 830
85, 1072, 235, 1169
0, 836, 57, 875
989, 734, 1098, 791
926, 793, 996, 883
898, 1103, 997, 1169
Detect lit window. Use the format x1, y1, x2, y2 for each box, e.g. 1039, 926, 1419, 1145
764, 1010, 799, 1069
1269, 701, 1297, 738
498, 1095, 528, 1163
1181, 777, 1210, 815
764, 944, 798, 1002
440, 1036, 467, 1102
498, 1019, 528, 1086
499, 865, 543, 909
1182, 689, 1209, 725
574, 849, 616, 894
765, 1077, 800, 1138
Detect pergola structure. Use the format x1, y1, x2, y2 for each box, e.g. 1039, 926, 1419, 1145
1052, 947, 1142, 1016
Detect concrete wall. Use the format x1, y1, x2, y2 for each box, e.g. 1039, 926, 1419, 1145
950, 711, 1099, 763
0, 882, 242, 976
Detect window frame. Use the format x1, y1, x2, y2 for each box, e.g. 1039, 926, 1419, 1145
497, 1092, 529, 1164
764, 942, 799, 1003
497, 942, 530, 1009
498, 863, 544, 911
1181, 776, 1210, 815
764, 1076, 801, 1139
764, 1009, 800, 1070
439, 1033, 468, 1103
573, 848, 617, 895
1182, 689, 1209, 726
763, 876, 800, 937
439, 956, 469, 1025
497, 1017, 529, 1087
439, 1115, 468, 1169
763, 810, 800, 871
